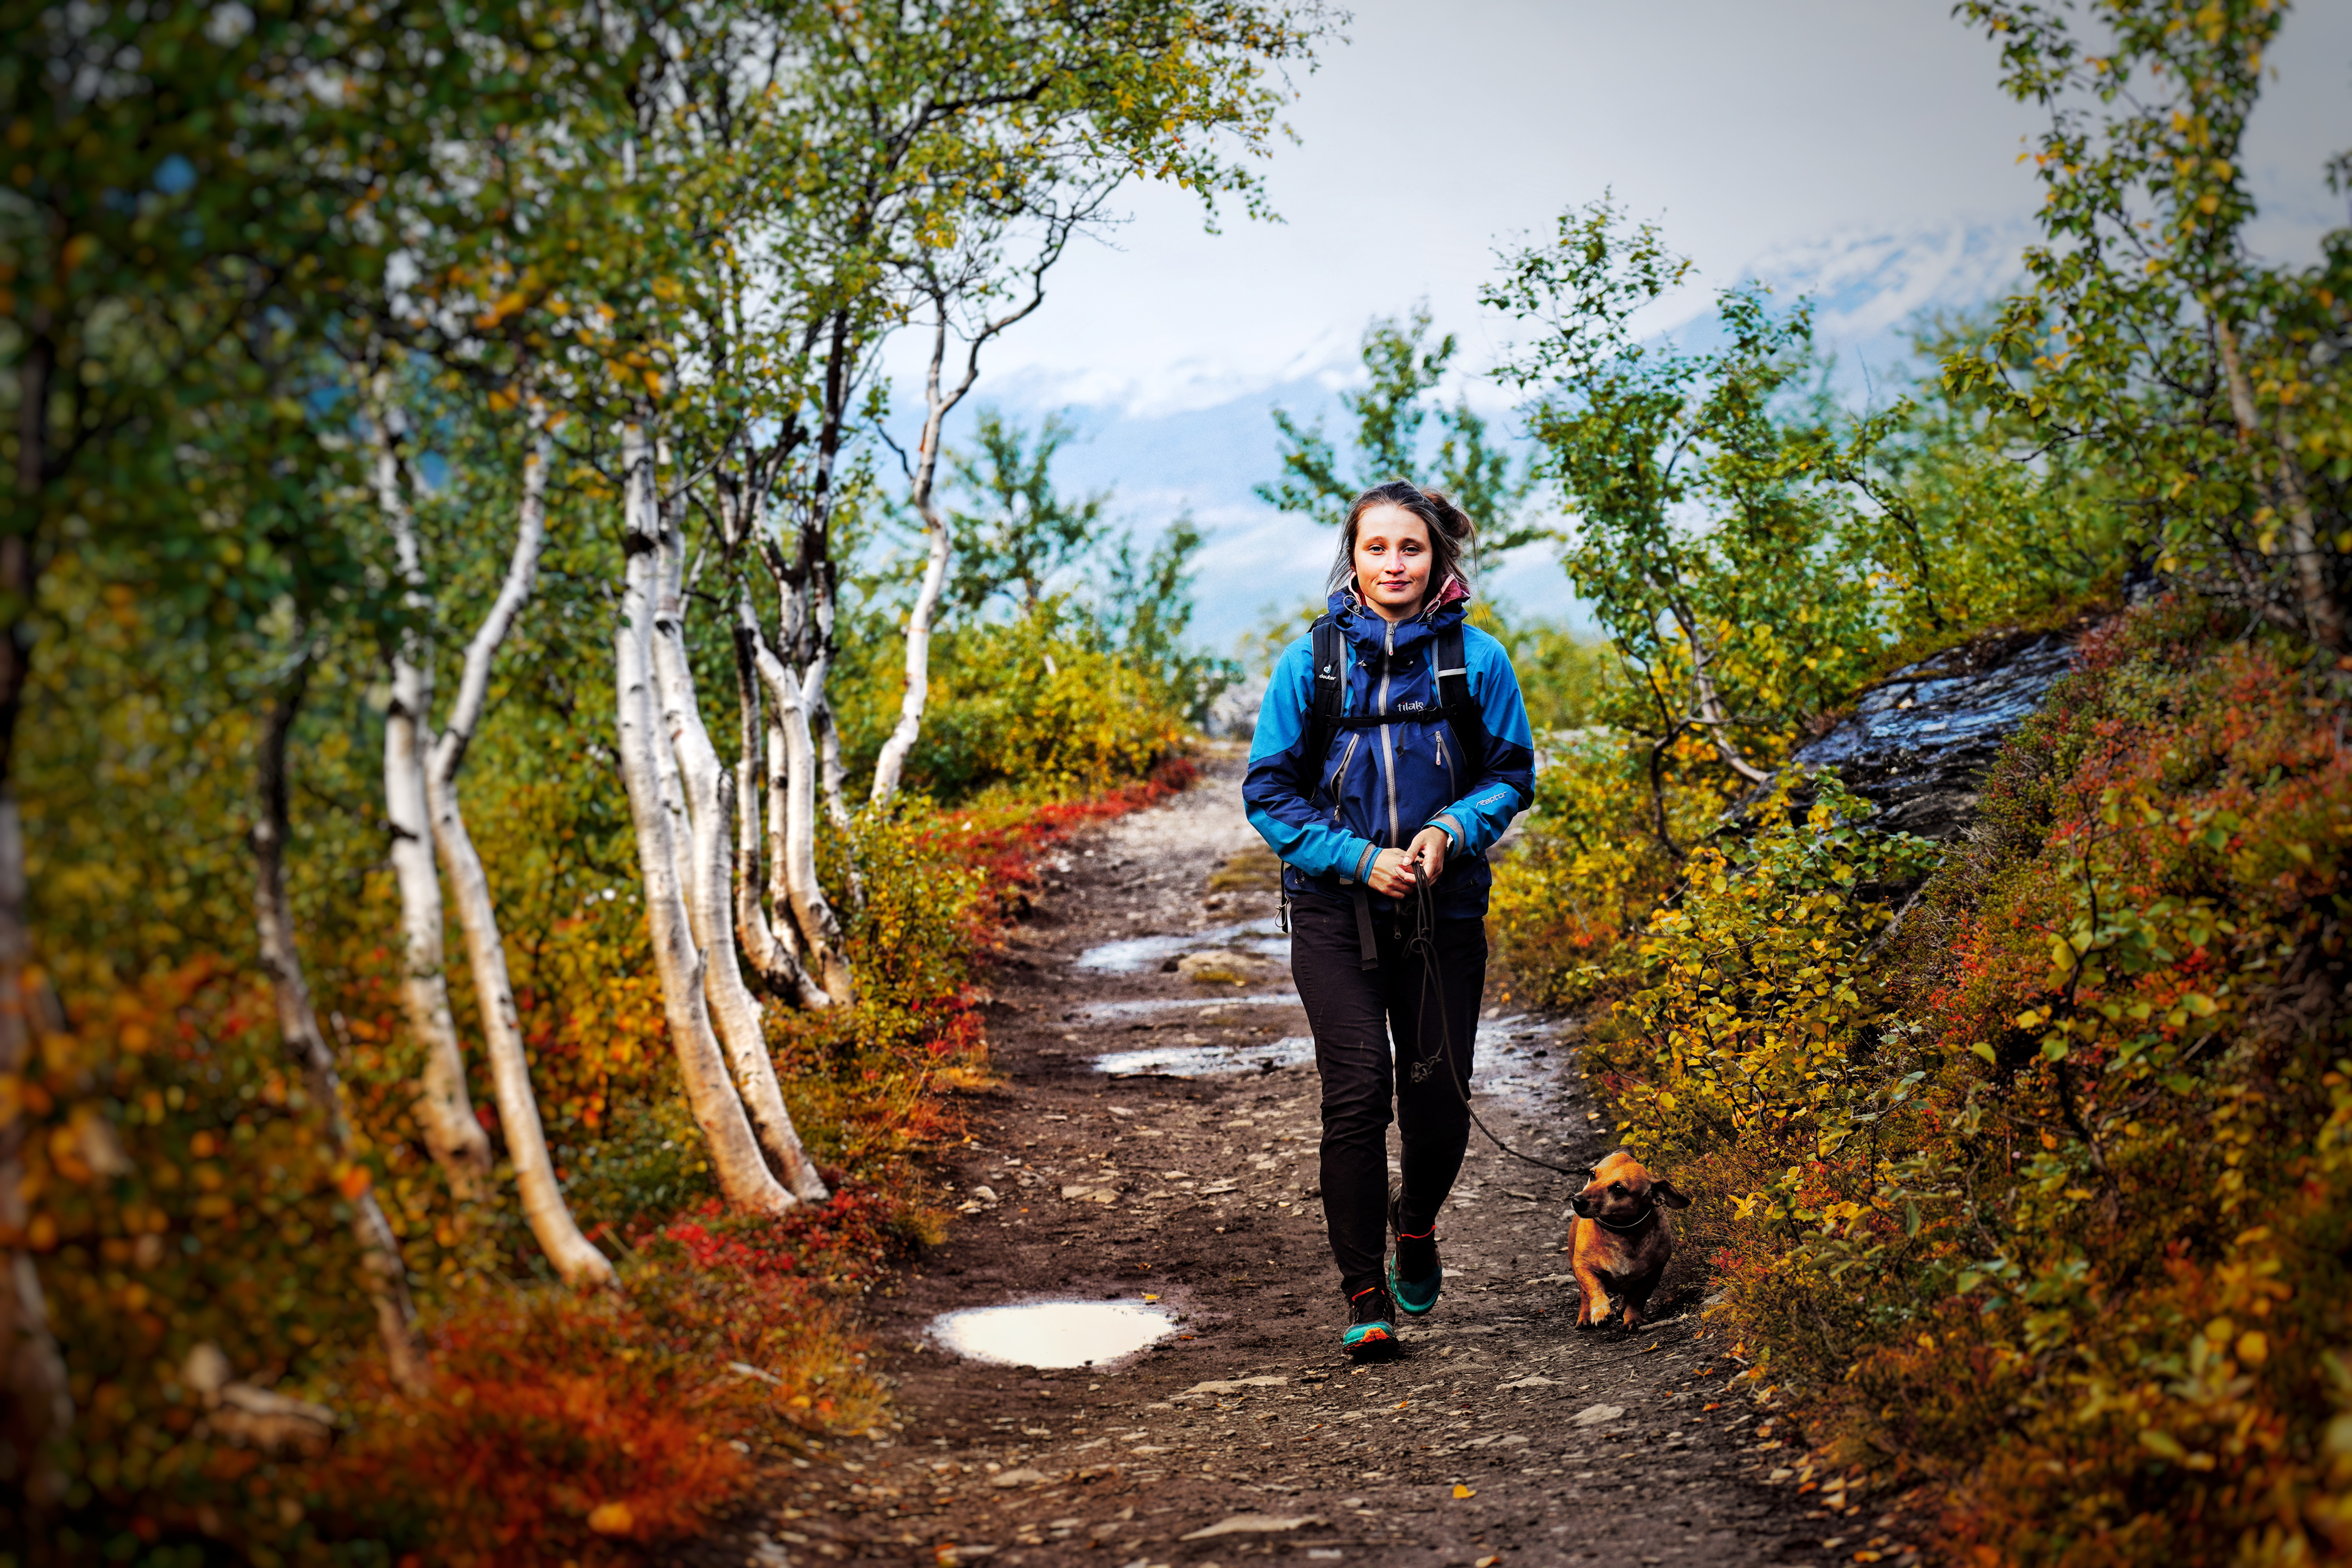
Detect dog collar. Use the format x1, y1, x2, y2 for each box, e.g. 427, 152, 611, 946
1587, 1205, 1657, 1232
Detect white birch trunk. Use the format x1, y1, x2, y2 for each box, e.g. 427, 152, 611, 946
869, 517, 952, 805
1667, 597, 1770, 786
425, 417, 613, 1288
649, 508, 828, 1203
869, 316, 963, 806
2, 344, 70, 1503
366, 396, 493, 1192
252, 660, 428, 1392
613, 421, 796, 1216
744, 600, 856, 1006
729, 619, 829, 1010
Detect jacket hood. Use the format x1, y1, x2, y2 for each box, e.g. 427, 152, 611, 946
1328, 576, 1470, 655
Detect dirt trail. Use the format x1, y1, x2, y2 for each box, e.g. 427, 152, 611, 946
734, 756, 1909, 1568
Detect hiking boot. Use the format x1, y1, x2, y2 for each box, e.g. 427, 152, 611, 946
1343, 1283, 1399, 1349
1387, 1180, 1442, 1317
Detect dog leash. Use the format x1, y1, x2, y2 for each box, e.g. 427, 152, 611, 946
1399, 862, 1590, 1181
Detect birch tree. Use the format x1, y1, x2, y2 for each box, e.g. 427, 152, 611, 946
366, 379, 616, 1286
549, 0, 1326, 1198
251, 650, 429, 1392
1489, 201, 1913, 830
871, 234, 1082, 803
612, 420, 809, 1214
368, 387, 497, 1195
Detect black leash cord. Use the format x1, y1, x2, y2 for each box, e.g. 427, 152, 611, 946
1401, 864, 1590, 1181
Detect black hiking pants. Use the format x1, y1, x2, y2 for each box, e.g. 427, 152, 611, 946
1288, 891, 1486, 1300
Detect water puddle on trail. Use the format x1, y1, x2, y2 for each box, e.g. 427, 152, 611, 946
1072, 993, 1296, 1022
1087, 1015, 1568, 1081
928, 1299, 1177, 1368
1072, 918, 1287, 975
1092, 1034, 1316, 1078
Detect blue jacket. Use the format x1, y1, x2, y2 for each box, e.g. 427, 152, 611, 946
1243, 587, 1537, 920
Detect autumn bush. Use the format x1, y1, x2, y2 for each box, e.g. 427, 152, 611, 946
1588, 599, 2352, 1563
1488, 725, 1733, 1009
839, 604, 1192, 802
318, 1196, 904, 1565
14, 610, 1188, 1563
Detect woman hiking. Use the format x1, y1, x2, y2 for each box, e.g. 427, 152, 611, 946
1243, 481, 1538, 1350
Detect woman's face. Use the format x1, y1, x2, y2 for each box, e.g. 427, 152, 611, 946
1352, 503, 1434, 620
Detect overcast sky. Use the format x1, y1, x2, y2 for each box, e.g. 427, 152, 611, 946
948, 0, 2350, 415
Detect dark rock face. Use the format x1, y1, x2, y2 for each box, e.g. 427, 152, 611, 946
1789, 630, 2080, 841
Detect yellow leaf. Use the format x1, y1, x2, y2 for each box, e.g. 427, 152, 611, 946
1453, 1483, 1476, 1499
587, 1501, 635, 1535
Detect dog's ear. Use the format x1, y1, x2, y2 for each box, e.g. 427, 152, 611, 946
1651, 1179, 1692, 1210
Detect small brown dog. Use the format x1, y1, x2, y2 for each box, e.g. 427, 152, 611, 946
1569, 1151, 1691, 1329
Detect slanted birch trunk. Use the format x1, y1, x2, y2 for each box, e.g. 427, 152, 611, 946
648, 498, 828, 1203
423, 416, 613, 1288
869, 269, 1055, 804
2212, 314, 2347, 651
613, 420, 798, 1215
1666, 597, 1769, 786
366, 392, 494, 1194
251, 655, 428, 1392
870, 314, 976, 804
0, 802, 70, 1504
743, 598, 855, 1005
0, 343, 71, 1504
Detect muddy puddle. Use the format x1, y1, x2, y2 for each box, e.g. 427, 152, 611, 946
1071, 918, 1287, 975
926, 1299, 1177, 1368
1068, 993, 1296, 1021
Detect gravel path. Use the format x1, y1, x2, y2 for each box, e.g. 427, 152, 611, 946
729, 756, 1906, 1568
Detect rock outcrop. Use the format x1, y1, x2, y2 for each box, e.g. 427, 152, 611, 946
1786, 628, 2081, 841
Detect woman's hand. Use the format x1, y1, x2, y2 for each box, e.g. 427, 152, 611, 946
1365, 829, 1451, 898
1365, 848, 1418, 897
1407, 825, 1450, 885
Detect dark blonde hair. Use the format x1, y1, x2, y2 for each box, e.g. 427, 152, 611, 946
1327, 480, 1477, 604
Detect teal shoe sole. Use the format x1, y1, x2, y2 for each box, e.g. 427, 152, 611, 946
1342, 1318, 1396, 1349
1388, 1253, 1442, 1317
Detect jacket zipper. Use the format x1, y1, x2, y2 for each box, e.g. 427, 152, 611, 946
1377, 618, 1401, 847
1327, 732, 1361, 813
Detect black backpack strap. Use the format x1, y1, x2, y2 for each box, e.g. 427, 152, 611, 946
1302, 614, 1347, 803
1434, 624, 1488, 778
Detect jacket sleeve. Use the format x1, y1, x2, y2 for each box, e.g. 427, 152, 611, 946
1243, 634, 1382, 884
1425, 627, 1537, 857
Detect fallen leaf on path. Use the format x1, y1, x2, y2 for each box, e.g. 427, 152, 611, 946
988, 1468, 1049, 1488
1452, 1484, 1476, 1499
1475, 1555, 1503, 1567
1178, 1515, 1327, 1541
